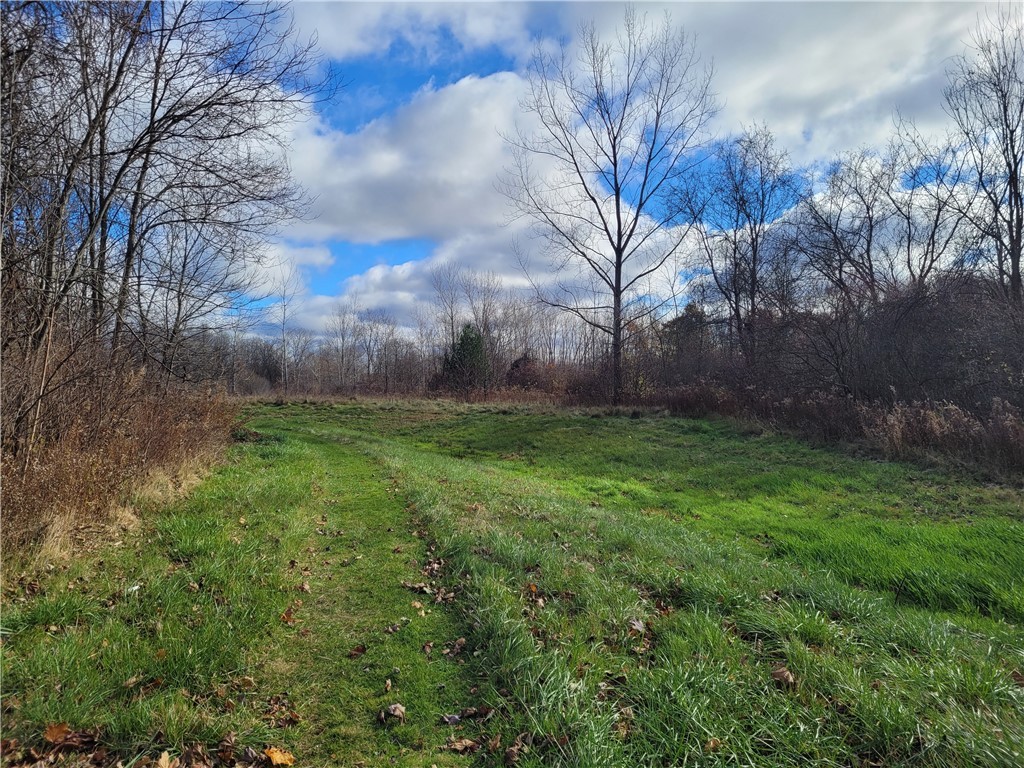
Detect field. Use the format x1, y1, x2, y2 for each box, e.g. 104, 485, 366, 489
3, 400, 1023, 767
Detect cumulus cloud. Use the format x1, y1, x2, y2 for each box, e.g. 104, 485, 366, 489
274, 1, 1000, 325
290, 2, 536, 63
564, 2, 993, 161
286, 71, 529, 244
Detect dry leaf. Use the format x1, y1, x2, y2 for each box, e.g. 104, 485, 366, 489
263, 747, 295, 766
348, 644, 367, 658
704, 737, 722, 752
156, 751, 181, 768
43, 723, 70, 744
384, 678, 392, 693
444, 737, 479, 753
379, 703, 406, 725
771, 666, 796, 689
216, 732, 237, 765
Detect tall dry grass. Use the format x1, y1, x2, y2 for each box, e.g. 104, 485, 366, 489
2, 380, 234, 554
650, 384, 1024, 475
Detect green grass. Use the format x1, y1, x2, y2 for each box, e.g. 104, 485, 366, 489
3, 399, 1022, 766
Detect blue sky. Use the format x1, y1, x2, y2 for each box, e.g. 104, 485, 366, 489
267, 1, 999, 331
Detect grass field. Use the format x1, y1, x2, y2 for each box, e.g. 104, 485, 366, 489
3, 400, 1023, 767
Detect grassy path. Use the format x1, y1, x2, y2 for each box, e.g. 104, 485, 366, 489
2, 409, 480, 766
4, 400, 1023, 767
247, 423, 479, 766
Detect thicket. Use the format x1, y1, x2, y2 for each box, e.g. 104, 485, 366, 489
1, 1, 321, 548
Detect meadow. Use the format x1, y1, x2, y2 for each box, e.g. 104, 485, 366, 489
2, 400, 1022, 767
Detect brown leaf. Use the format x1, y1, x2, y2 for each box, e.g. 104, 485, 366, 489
380, 703, 406, 725
1012, 670, 1024, 687
296, 582, 310, 593
279, 606, 296, 626
771, 666, 797, 689
423, 641, 434, 656
263, 747, 295, 766
486, 734, 502, 753
216, 732, 237, 765
180, 743, 213, 768
43, 723, 70, 744
156, 751, 181, 768
440, 714, 461, 725
704, 737, 723, 752
384, 623, 400, 634
384, 678, 392, 693
444, 737, 480, 754
235, 675, 257, 691
347, 644, 367, 658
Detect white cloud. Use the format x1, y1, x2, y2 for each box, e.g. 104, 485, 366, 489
286, 71, 529, 244
563, 2, 994, 161
275, 1, 1001, 324
290, 2, 535, 62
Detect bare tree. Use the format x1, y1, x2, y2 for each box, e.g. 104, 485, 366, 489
676, 124, 802, 368
503, 8, 717, 403
326, 297, 362, 391
270, 265, 303, 396
429, 261, 466, 354
944, 8, 1024, 303
1, 0, 322, 459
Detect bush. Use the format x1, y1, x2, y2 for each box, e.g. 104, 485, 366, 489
2, 379, 234, 551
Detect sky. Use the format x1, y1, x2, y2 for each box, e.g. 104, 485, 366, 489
267, 0, 999, 332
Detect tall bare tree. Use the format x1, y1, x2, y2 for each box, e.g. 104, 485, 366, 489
1, 1, 322, 458
503, 8, 717, 403
944, 8, 1024, 303
676, 124, 803, 368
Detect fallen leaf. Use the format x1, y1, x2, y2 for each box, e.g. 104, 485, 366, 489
297, 582, 310, 593
156, 751, 181, 768
384, 623, 400, 634
263, 747, 295, 766
423, 642, 434, 656
487, 734, 502, 753
279, 606, 296, 626
627, 618, 645, 634
384, 678, 392, 693
771, 666, 797, 689
379, 703, 406, 725
1012, 670, 1024, 687
180, 743, 213, 768
216, 732, 237, 765
348, 644, 367, 658
444, 737, 479, 754
440, 714, 461, 725
43, 723, 70, 744
704, 737, 722, 752
235, 675, 257, 691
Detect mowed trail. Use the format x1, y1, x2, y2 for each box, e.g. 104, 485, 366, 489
244, 416, 481, 767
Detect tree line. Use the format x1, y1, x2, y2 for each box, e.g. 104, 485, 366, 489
234, 9, 1022, 425
3, 1, 1022, 519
